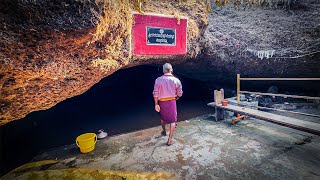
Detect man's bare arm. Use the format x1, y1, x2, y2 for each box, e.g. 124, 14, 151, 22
154, 97, 159, 105
154, 97, 160, 112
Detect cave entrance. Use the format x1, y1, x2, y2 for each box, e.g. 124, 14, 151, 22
0, 65, 215, 175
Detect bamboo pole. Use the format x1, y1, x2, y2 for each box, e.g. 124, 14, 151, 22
240, 78, 320, 81
237, 74, 240, 103
240, 91, 320, 100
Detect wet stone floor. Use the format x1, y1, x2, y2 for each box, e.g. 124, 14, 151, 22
34, 115, 320, 179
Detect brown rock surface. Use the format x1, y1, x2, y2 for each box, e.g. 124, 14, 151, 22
1, 0, 320, 124
177, 0, 320, 82
0, 0, 208, 123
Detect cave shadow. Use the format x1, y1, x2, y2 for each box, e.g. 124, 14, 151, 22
1, 64, 319, 175
0, 65, 216, 175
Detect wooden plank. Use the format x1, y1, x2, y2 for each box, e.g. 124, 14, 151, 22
240, 91, 320, 100
207, 102, 320, 135
240, 78, 320, 81
250, 105, 320, 118
282, 103, 317, 106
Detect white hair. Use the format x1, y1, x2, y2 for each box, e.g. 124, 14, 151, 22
163, 63, 173, 73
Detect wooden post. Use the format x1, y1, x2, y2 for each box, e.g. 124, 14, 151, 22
237, 74, 240, 103
213, 89, 225, 121
214, 89, 224, 104
214, 90, 218, 104
220, 88, 224, 100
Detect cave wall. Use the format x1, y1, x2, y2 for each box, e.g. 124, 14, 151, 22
0, 0, 208, 123
1, 0, 319, 123
177, 0, 320, 82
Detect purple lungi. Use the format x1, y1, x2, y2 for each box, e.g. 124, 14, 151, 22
159, 100, 177, 124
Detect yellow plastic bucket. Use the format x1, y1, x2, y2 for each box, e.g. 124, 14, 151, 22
76, 133, 97, 153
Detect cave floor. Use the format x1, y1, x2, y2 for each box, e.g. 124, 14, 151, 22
33, 115, 320, 179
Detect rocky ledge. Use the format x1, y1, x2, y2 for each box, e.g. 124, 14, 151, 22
0, 0, 319, 123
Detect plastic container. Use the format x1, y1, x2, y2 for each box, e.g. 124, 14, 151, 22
221, 100, 228, 106
97, 129, 108, 139
76, 133, 97, 153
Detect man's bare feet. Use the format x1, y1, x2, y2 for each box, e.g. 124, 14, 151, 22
161, 131, 167, 136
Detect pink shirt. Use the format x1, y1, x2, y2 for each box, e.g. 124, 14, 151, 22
153, 73, 183, 99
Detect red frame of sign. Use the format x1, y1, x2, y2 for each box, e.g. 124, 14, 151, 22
132, 13, 188, 55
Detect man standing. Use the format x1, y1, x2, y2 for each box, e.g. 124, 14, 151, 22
153, 63, 183, 146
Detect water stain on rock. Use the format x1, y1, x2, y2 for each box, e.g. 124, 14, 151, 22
176, 153, 187, 166
176, 138, 186, 145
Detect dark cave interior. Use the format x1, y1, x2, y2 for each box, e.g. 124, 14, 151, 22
1, 64, 319, 175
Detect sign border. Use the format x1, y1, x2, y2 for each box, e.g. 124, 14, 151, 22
132, 13, 188, 55
146, 26, 176, 46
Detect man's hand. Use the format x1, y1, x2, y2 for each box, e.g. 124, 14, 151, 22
155, 104, 160, 112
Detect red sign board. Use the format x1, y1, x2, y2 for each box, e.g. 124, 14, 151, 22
132, 13, 187, 55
